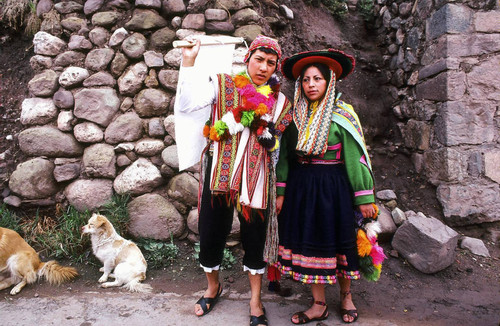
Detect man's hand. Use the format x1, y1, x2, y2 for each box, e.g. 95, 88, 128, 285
181, 38, 201, 67
276, 195, 285, 215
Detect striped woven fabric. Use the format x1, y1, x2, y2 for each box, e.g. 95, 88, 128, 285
293, 70, 337, 156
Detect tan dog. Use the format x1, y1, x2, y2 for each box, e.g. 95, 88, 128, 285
0, 227, 78, 295
82, 213, 152, 293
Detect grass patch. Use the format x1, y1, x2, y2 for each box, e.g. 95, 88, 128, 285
305, 0, 348, 18
32, 206, 90, 262
1, 194, 182, 268
97, 193, 130, 235
0, 0, 31, 30
137, 235, 179, 269
0, 194, 131, 263
0, 203, 23, 233
192, 243, 237, 270
357, 0, 376, 23
0, 0, 41, 35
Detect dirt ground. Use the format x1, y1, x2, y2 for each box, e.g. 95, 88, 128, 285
2, 239, 499, 325
0, 8, 499, 326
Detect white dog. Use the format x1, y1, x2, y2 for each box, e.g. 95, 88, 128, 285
82, 213, 152, 293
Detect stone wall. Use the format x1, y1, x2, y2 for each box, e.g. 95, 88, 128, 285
5, 0, 500, 236
6, 0, 287, 242
374, 0, 500, 226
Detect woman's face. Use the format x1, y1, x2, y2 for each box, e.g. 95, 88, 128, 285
301, 66, 327, 102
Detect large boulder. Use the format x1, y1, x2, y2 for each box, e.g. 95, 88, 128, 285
33, 31, 66, 56
104, 112, 143, 144
59, 67, 90, 88
82, 143, 116, 178
20, 98, 58, 125
18, 126, 83, 157
150, 27, 176, 50
53, 158, 81, 182
117, 61, 148, 95
392, 213, 459, 274
74, 88, 120, 126
53, 88, 74, 109
85, 48, 115, 71
65, 179, 114, 212
128, 193, 185, 239
134, 138, 165, 156
83, 71, 116, 87
28, 70, 59, 97
167, 172, 198, 207
113, 158, 163, 195
121, 33, 148, 59
74, 122, 104, 143
9, 158, 58, 199
376, 205, 398, 241
124, 9, 168, 31
133, 88, 171, 117
161, 145, 178, 169
89, 27, 110, 47
161, 0, 186, 15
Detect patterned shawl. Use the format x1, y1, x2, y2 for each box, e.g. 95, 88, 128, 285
209, 73, 292, 211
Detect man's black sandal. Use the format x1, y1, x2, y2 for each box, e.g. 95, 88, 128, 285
195, 283, 222, 317
250, 306, 268, 326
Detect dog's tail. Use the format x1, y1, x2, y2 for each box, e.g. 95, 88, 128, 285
124, 278, 153, 293
38, 261, 78, 285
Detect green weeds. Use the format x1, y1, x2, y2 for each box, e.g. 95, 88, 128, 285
0, 0, 41, 35
0, 195, 182, 268
137, 235, 179, 269
357, 0, 376, 23
0, 204, 22, 233
305, 0, 348, 18
192, 243, 237, 270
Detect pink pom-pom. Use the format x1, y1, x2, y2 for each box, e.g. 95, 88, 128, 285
369, 244, 387, 265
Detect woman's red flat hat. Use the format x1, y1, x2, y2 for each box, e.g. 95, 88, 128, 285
281, 49, 355, 81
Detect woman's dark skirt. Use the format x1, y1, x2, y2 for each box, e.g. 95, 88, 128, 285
278, 162, 360, 284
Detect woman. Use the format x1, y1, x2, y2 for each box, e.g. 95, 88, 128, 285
275, 49, 376, 324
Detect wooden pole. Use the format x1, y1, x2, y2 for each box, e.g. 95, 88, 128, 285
172, 37, 245, 48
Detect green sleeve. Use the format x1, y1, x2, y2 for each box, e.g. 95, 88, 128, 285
276, 123, 297, 196
339, 125, 375, 206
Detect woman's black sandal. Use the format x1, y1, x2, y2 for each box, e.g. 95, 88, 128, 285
195, 283, 222, 317
291, 300, 329, 325
250, 306, 268, 326
340, 291, 358, 323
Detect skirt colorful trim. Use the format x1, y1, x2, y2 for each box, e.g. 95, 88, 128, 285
278, 163, 361, 284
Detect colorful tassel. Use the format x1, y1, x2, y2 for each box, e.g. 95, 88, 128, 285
370, 243, 386, 266
357, 229, 372, 257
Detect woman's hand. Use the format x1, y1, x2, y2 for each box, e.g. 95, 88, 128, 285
276, 195, 285, 215
358, 203, 376, 218
181, 38, 201, 67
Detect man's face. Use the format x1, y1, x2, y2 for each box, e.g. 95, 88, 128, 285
247, 49, 278, 86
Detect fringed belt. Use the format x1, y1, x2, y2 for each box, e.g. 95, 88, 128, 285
297, 157, 344, 165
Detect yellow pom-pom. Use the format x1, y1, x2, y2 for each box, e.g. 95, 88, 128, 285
357, 229, 372, 257
256, 85, 272, 97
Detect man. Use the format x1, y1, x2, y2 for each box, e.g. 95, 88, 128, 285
175, 35, 292, 326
